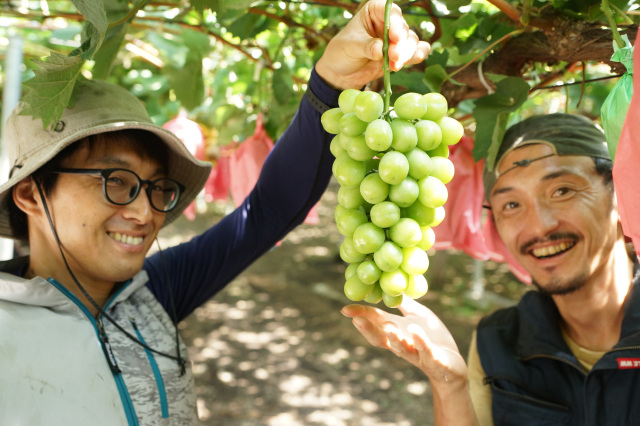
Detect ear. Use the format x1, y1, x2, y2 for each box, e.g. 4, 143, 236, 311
13, 177, 42, 217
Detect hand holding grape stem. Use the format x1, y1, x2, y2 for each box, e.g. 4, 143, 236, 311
316, 0, 430, 91
342, 297, 480, 426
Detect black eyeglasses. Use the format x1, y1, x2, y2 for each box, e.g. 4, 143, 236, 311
53, 168, 185, 213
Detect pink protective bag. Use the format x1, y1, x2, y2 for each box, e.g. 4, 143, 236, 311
613, 31, 640, 254
433, 135, 532, 283
228, 115, 319, 224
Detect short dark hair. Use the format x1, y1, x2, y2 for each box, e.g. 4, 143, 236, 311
8, 129, 169, 242
594, 156, 613, 188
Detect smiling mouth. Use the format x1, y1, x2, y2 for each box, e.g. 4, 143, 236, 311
531, 242, 575, 259
108, 232, 144, 246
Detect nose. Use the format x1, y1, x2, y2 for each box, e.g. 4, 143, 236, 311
121, 188, 156, 223
526, 200, 560, 237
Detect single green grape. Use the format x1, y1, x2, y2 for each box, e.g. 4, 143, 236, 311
364, 283, 384, 304
415, 120, 442, 152
365, 119, 393, 151
388, 177, 419, 208
400, 246, 429, 275
339, 89, 361, 114
382, 291, 403, 308
357, 260, 383, 285
379, 269, 408, 296
336, 208, 368, 237
421, 93, 448, 122
344, 275, 374, 301
321, 108, 344, 134
360, 173, 390, 205
373, 241, 403, 272
418, 176, 448, 208
406, 147, 432, 181
430, 156, 455, 184
339, 112, 368, 137
340, 237, 367, 263
390, 119, 418, 152
354, 91, 384, 123
389, 217, 423, 248
337, 185, 365, 210
438, 116, 464, 146
378, 151, 409, 185
393, 92, 428, 121
352, 222, 386, 254
369, 201, 401, 228
404, 274, 429, 299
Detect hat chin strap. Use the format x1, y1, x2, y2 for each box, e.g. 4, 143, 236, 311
34, 180, 186, 376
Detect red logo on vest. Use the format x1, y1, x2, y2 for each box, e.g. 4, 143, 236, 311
617, 358, 640, 369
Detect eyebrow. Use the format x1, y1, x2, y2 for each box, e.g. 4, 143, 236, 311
92, 155, 165, 176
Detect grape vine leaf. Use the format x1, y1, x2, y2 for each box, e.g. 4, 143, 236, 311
471, 77, 530, 170
21, 0, 109, 128
91, 0, 131, 79
21, 53, 84, 129
166, 29, 209, 109
91, 23, 129, 80
69, 0, 109, 60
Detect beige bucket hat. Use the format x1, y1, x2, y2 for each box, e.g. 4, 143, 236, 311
0, 77, 212, 240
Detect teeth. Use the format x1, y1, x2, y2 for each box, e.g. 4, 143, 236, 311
532, 242, 574, 258
109, 232, 143, 246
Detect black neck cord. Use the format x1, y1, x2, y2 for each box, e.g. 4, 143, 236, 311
34, 181, 186, 375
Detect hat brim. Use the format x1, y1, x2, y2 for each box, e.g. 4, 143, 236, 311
0, 120, 212, 240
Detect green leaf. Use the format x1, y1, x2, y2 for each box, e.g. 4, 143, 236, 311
21, 53, 85, 129
423, 64, 448, 93
390, 71, 428, 94
272, 66, 294, 105
167, 59, 205, 110
425, 49, 449, 68
91, 23, 129, 79
70, 0, 109, 59
227, 13, 266, 39
471, 77, 530, 169
181, 28, 212, 59
190, 0, 224, 14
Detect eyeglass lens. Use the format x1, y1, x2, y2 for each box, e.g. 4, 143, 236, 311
104, 169, 180, 212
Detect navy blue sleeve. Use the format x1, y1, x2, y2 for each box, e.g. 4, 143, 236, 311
143, 67, 340, 322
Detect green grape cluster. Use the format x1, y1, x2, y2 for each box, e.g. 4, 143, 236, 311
321, 89, 463, 308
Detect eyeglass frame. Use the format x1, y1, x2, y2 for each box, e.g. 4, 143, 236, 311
52, 168, 186, 213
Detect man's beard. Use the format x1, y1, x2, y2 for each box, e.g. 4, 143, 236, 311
532, 271, 589, 296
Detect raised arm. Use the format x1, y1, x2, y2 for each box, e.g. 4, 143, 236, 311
146, 0, 430, 320
342, 297, 479, 426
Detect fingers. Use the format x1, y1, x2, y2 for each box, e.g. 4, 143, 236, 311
363, 1, 430, 71
342, 304, 395, 327
388, 34, 430, 71
351, 315, 391, 349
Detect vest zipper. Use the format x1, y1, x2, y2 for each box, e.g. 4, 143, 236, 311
130, 319, 170, 418
46, 278, 140, 426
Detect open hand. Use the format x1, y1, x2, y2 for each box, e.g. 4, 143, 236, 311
342, 296, 467, 385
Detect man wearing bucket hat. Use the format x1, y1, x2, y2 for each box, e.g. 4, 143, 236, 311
343, 113, 640, 425
0, 1, 429, 424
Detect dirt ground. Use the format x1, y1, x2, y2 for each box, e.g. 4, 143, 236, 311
158, 180, 525, 426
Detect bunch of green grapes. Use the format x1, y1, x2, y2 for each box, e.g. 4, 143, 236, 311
321, 89, 463, 308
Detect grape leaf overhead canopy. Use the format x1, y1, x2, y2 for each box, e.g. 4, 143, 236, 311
1, 0, 637, 162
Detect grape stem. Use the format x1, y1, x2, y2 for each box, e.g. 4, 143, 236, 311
382, 0, 393, 116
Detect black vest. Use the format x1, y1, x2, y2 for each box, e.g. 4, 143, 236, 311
476, 270, 640, 425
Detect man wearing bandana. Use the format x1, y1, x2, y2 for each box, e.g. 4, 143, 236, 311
343, 113, 640, 426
